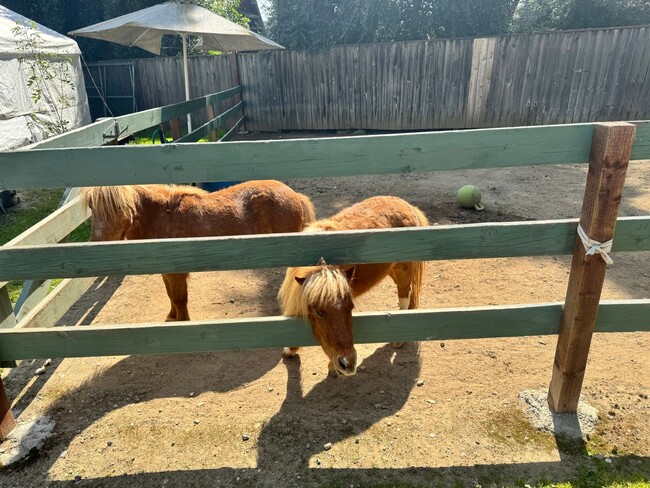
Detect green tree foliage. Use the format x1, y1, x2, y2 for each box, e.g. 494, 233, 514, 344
269, 0, 650, 49
268, 0, 519, 49
512, 0, 650, 33
2, 0, 249, 61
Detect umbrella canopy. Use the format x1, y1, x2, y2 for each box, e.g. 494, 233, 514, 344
69, 1, 283, 54
69, 1, 282, 131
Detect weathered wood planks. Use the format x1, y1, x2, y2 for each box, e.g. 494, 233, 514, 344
548, 122, 636, 413
0, 300, 648, 361
0, 123, 601, 190
0, 217, 647, 282
230, 26, 650, 131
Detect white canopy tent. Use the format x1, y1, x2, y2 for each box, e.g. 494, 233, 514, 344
0, 5, 91, 151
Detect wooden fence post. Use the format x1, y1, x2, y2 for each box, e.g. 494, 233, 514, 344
0, 375, 15, 440
548, 122, 636, 413
206, 105, 218, 142
170, 118, 182, 141
0, 287, 18, 368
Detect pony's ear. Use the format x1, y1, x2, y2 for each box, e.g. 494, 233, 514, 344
342, 266, 355, 283
295, 276, 307, 286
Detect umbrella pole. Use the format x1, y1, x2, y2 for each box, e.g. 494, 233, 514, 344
182, 32, 192, 132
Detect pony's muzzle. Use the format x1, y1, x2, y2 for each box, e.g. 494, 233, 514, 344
336, 355, 357, 376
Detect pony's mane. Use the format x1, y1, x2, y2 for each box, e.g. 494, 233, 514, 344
278, 266, 351, 318
81, 186, 144, 223
304, 219, 345, 232
81, 184, 209, 222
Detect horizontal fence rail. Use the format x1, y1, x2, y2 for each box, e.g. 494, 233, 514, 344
21, 86, 243, 150
0, 300, 648, 361
176, 100, 244, 143
2, 121, 649, 191
0, 217, 647, 282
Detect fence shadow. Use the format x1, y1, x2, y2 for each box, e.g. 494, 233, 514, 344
4, 276, 125, 417
257, 342, 421, 471
5, 342, 650, 487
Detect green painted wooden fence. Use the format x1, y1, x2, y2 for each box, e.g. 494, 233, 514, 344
0, 120, 648, 360
0, 87, 245, 337
0, 114, 648, 437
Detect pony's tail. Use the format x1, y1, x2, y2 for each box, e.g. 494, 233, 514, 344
409, 260, 425, 309
297, 192, 317, 226
409, 203, 428, 309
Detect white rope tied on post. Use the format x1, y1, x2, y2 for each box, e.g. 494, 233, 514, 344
577, 225, 614, 265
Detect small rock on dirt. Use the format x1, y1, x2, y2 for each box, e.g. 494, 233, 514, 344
519, 389, 598, 439
242, 434, 250, 441
324, 442, 332, 450
0, 416, 56, 466
34, 367, 46, 376
417, 380, 425, 387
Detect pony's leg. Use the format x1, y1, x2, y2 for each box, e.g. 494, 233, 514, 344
163, 273, 191, 321
162, 274, 177, 321
282, 347, 301, 357
388, 263, 417, 348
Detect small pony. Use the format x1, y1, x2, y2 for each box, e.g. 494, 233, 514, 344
82, 180, 316, 321
278, 196, 428, 376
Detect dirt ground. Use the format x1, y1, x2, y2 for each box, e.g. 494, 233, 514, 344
1, 135, 649, 487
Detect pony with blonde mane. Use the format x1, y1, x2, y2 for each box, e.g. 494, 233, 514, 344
278, 196, 428, 376
82, 180, 316, 321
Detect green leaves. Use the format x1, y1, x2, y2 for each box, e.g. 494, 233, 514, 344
267, 0, 519, 49
268, 0, 650, 49
512, 0, 650, 33
12, 20, 75, 138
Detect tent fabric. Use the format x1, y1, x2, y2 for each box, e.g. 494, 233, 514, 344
0, 5, 80, 56
0, 6, 90, 151
69, 1, 283, 54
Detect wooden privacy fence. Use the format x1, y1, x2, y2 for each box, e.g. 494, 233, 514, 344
239, 26, 650, 131
95, 25, 650, 131
0, 117, 649, 438
85, 54, 239, 126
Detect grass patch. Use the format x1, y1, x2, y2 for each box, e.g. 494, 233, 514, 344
487, 406, 557, 451
127, 125, 222, 145
0, 189, 63, 245
127, 120, 229, 145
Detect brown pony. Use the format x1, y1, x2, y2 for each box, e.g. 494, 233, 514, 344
82, 180, 316, 321
278, 196, 428, 376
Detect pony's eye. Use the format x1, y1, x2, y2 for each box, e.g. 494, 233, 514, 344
315, 309, 324, 318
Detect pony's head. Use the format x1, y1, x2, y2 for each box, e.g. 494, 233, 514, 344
81, 186, 140, 241
279, 264, 357, 376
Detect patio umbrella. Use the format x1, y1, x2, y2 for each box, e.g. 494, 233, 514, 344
69, 0, 283, 130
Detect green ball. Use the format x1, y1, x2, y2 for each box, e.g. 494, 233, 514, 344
456, 185, 484, 211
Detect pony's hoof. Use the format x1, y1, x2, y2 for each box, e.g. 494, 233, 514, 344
282, 347, 299, 358
391, 342, 405, 348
